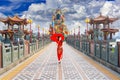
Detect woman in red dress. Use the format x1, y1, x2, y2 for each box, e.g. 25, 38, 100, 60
50, 34, 64, 63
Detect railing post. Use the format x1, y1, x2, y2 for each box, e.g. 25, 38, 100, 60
42, 34, 44, 48
24, 40, 29, 56
2, 43, 12, 68
117, 42, 120, 67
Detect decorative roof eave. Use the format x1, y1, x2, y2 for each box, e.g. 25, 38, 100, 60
89, 19, 106, 24
93, 13, 106, 21
94, 17, 106, 21
89, 14, 118, 24
0, 15, 29, 25
109, 18, 118, 23
0, 18, 9, 23
101, 28, 119, 33
8, 16, 24, 22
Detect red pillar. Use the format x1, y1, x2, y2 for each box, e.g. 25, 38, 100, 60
74, 29, 76, 47
110, 33, 112, 40
38, 27, 40, 40
24, 40, 29, 56
30, 23, 32, 43
78, 26, 80, 40
104, 32, 107, 40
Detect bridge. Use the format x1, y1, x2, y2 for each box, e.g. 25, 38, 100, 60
0, 42, 120, 80
0, 7, 120, 80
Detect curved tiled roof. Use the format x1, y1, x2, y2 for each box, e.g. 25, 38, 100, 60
89, 14, 118, 24
0, 15, 28, 25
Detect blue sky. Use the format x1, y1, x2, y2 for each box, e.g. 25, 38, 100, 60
0, 0, 120, 37
0, 0, 46, 15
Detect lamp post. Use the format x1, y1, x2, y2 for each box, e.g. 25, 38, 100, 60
42, 28, 44, 47
37, 25, 40, 40
45, 29, 47, 35
71, 30, 72, 35
74, 28, 75, 38
78, 26, 80, 40
28, 19, 32, 43
85, 17, 90, 35
70, 30, 71, 40
74, 28, 76, 48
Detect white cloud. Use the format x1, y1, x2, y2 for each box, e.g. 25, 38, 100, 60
0, 22, 6, 30
0, 0, 120, 39
116, 0, 120, 4
77, 6, 86, 14
111, 5, 120, 17
62, 7, 70, 13
67, 21, 86, 34
62, 0, 71, 4
100, 1, 120, 17
23, 3, 48, 22
0, 6, 13, 12
111, 19, 120, 29
19, 0, 120, 35
0, 13, 6, 18
67, 5, 87, 20
0, 13, 7, 30
74, 5, 86, 14
28, 3, 46, 12
0, 0, 22, 13
46, 0, 58, 9
89, 0, 105, 7
100, 2, 113, 15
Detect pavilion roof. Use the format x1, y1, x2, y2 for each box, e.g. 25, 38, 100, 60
0, 15, 28, 25
89, 14, 118, 24
101, 28, 119, 33
93, 14, 106, 21
8, 16, 24, 22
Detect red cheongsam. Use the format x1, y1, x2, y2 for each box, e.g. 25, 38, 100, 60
50, 33, 64, 61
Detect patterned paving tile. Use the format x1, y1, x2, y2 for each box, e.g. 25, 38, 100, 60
12, 42, 113, 80
13, 43, 56, 80
64, 43, 111, 80
61, 52, 82, 80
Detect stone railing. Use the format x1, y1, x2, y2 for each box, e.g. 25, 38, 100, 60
66, 36, 120, 73
0, 38, 51, 75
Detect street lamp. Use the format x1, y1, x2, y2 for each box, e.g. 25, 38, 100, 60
71, 30, 72, 35
74, 28, 75, 38
37, 25, 40, 40
74, 28, 76, 47
45, 29, 47, 35
42, 28, 44, 34
85, 17, 90, 34
28, 19, 33, 43
42, 28, 44, 47
78, 26, 80, 40
47, 29, 50, 35
28, 19, 32, 31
